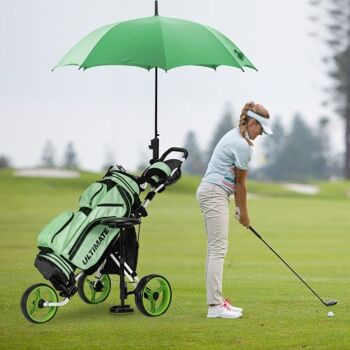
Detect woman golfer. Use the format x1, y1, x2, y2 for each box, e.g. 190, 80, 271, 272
196, 101, 273, 319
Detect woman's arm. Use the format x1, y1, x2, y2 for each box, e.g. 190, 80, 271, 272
234, 168, 250, 227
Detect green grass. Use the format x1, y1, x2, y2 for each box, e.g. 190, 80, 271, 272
0, 169, 349, 349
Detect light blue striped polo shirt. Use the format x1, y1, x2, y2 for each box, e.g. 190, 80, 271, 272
202, 128, 253, 194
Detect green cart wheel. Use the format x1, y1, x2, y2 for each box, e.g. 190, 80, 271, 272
135, 274, 172, 317
20, 283, 58, 324
77, 273, 111, 304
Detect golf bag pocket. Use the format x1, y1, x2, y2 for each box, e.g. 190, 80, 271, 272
35, 251, 76, 297
37, 211, 75, 251
37, 211, 86, 254
79, 181, 109, 211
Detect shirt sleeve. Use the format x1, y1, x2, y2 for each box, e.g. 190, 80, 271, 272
232, 141, 252, 170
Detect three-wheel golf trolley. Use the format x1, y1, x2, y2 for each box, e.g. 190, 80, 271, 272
20, 147, 187, 323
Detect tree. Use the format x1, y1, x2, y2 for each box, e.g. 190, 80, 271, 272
308, 0, 350, 178
41, 140, 56, 168
0, 155, 11, 168
63, 142, 79, 169
258, 117, 286, 180
260, 114, 331, 181
206, 103, 234, 162
328, 151, 345, 178
312, 117, 332, 179
182, 130, 206, 175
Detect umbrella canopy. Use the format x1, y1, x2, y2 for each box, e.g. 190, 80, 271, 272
55, 16, 256, 72
55, 2, 257, 160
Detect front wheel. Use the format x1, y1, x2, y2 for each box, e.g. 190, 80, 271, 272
77, 273, 111, 304
135, 274, 172, 317
20, 283, 58, 324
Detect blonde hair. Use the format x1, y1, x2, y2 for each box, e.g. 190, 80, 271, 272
239, 101, 270, 145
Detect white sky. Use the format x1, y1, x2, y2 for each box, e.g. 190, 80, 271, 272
0, 0, 342, 171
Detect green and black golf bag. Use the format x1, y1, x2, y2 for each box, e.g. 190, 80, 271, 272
35, 169, 142, 297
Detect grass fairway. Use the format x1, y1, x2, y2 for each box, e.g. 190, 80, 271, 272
0, 170, 349, 349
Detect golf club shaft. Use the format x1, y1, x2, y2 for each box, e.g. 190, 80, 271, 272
248, 226, 328, 306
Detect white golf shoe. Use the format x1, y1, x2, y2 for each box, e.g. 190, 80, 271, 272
223, 299, 243, 313
207, 303, 243, 319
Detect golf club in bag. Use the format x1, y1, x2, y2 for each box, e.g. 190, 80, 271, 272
248, 226, 337, 307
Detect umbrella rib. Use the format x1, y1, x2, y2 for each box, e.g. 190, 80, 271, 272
79, 22, 120, 69
201, 25, 246, 71
157, 18, 168, 70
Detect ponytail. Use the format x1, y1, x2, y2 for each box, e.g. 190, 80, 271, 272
239, 101, 255, 146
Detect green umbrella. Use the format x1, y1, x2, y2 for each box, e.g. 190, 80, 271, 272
55, 1, 257, 159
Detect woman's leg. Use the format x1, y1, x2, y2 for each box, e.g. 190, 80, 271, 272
197, 182, 229, 305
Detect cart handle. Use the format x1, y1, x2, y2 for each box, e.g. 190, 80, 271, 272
159, 147, 188, 161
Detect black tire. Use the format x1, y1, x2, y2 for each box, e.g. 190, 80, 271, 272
77, 273, 111, 304
20, 283, 58, 324
135, 274, 172, 317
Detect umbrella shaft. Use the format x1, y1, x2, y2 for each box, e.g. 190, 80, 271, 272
155, 67, 158, 139
154, 0, 159, 160
149, 67, 159, 161
154, 0, 159, 16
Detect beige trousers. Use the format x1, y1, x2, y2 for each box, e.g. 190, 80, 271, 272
196, 181, 230, 305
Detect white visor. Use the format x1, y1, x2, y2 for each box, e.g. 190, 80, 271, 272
247, 110, 273, 135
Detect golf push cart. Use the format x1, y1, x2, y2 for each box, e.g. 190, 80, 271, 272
20, 147, 188, 323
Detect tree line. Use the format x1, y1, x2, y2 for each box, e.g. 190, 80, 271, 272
0, 141, 81, 170
0, 140, 118, 171
182, 107, 343, 182
308, 0, 350, 178
0, 108, 344, 180
40, 141, 79, 169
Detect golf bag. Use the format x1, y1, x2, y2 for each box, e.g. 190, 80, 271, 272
21, 147, 188, 323
35, 170, 141, 297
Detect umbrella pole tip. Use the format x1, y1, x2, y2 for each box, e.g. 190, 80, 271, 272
154, 0, 159, 15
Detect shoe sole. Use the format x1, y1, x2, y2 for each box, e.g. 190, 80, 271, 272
207, 313, 243, 319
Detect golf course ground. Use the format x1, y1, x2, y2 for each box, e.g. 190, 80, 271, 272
0, 169, 349, 349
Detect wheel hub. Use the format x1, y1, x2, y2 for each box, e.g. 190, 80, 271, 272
152, 292, 159, 301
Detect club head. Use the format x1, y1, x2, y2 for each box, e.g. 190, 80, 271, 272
325, 300, 337, 307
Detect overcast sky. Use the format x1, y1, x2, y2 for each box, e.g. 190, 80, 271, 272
0, 0, 341, 171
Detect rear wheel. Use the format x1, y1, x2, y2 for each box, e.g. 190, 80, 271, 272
20, 283, 58, 324
135, 274, 172, 317
77, 273, 111, 304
